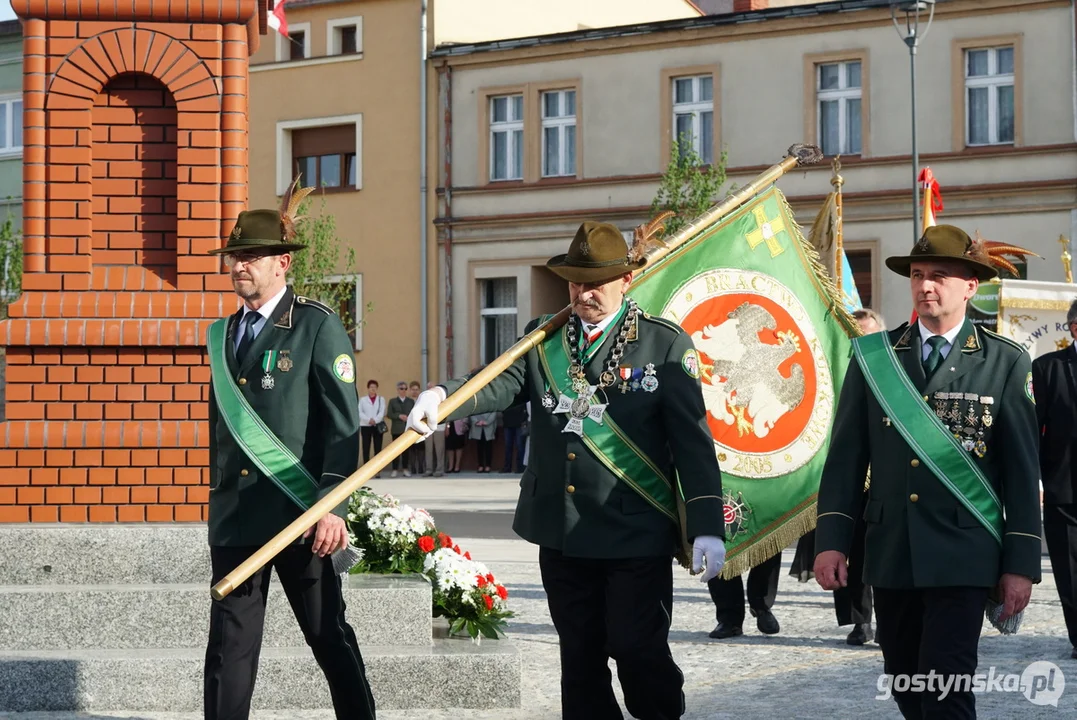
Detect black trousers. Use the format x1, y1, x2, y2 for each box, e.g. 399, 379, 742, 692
360, 426, 383, 465
204, 545, 377, 720
501, 427, 525, 472
835, 514, 873, 626
539, 547, 684, 720
1044, 502, 1077, 647
873, 586, 989, 720
475, 437, 494, 468
708, 552, 781, 625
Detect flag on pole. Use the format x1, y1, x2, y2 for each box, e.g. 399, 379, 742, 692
920, 167, 942, 232
268, 0, 289, 37
804, 185, 863, 314
628, 186, 858, 577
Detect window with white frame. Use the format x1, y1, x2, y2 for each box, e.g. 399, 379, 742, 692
965, 46, 1014, 146
817, 61, 861, 156
276, 115, 363, 195
541, 89, 576, 177
328, 17, 363, 56
0, 96, 22, 153
672, 75, 713, 164
490, 95, 524, 181
275, 22, 311, 62
479, 278, 517, 364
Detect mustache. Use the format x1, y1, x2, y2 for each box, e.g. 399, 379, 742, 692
574, 298, 601, 309
232, 273, 252, 281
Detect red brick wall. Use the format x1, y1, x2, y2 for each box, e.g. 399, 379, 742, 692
0, 3, 264, 523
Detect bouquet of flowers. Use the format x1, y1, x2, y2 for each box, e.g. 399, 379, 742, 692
346, 488, 514, 639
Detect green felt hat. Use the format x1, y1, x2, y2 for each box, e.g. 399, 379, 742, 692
208, 209, 308, 256
884, 224, 998, 281
546, 221, 644, 284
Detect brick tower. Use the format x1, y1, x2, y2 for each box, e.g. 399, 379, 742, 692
0, 2, 267, 523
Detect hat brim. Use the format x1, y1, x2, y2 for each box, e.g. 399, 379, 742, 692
885, 254, 998, 281
545, 254, 645, 284
207, 242, 307, 256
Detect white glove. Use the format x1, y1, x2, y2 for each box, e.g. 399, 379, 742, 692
692, 535, 726, 583
406, 387, 446, 440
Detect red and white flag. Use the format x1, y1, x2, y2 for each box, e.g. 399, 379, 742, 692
268, 0, 289, 37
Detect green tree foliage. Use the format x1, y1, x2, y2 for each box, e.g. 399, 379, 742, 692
649, 137, 729, 238
0, 206, 21, 320
286, 194, 372, 335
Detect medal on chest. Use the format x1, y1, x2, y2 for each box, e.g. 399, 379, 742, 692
260, 350, 278, 390
553, 301, 639, 437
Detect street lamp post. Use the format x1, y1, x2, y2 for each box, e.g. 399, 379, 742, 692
891, 0, 936, 245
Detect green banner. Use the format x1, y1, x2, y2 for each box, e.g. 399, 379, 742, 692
628, 186, 857, 577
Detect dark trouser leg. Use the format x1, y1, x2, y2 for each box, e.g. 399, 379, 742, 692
746, 553, 781, 615
501, 428, 517, 471
606, 556, 685, 720
274, 546, 377, 720
873, 587, 924, 720
835, 514, 873, 626
707, 573, 746, 625
1044, 503, 1077, 647
360, 426, 374, 464
204, 546, 273, 720
391, 433, 405, 470
918, 587, 989, 720
539, 547, 622, 720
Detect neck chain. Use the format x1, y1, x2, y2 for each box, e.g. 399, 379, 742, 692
565, 300, 638, 393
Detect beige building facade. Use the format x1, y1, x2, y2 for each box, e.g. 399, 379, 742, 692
247, 0, 703, 387
428, 0, 1077, 380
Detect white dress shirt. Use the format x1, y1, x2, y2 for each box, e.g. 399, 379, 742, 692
918, 319, 964, 363
234, 285, 288, 352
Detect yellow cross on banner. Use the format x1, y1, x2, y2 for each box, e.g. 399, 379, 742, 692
745, 205, 786, 258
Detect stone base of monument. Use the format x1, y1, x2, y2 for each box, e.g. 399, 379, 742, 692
0, 526, 521, 712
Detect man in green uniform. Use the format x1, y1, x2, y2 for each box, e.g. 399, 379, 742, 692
408, 221, 726, 720
814, 225, 1041, 719
203, 202, 376, 720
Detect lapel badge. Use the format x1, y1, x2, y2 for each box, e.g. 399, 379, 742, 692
894, 328, 912, 350
963, 334, 977, 350
277, 350, 293, 372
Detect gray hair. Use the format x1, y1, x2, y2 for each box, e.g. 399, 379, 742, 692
853, 308, 886, 330
1067, 299, 1077, 326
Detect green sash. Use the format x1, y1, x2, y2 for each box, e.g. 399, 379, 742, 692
852, 332, 1003, 545
537, 320, 678, 523
206, 319, 319, 510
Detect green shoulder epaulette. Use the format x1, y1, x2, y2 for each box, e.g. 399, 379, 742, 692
295, 296, 334, 315
639, 312, 682, 334
980, 326, 1027, 353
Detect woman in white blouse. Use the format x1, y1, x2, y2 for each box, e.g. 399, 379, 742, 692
358, 379, 387, 472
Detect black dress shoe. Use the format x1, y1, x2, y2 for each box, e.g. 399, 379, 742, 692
708, 621, 743, 639
846, 623, 873, 646
754, 609, 780, 635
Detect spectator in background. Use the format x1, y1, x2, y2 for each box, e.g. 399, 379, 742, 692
500, 403, 528, 474
445, 417, 467, 473
469, 410, 498, 473
358, 379, 386, 477
423, 382, 446, 477
408, 381, 425, 476
387, 381, 414, 477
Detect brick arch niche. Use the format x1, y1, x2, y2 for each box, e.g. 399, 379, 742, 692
0, 2, 268, 523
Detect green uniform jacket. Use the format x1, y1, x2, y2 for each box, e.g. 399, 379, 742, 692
816, 320, 1042, 588
207, 288, 361, 546
443, 306, 725, 559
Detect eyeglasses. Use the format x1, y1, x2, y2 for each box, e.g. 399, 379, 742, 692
222, 252, 278, 268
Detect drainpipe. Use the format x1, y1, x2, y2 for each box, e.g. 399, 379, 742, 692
419, 0, 429, 386
443, 64, 454, 378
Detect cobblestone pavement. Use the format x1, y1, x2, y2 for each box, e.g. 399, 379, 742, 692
2, 547, 1073, 720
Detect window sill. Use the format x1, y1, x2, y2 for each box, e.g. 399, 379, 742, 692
963, 142, 1016, 151
252, 54, 364, 73
0, 148, 23, 160
299, 185, 359, 195
486, 178, 526, 186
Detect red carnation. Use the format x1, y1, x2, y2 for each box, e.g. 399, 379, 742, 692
439, 533, 452, 548
464, 551, 472, 560
477, 575, 488, 588
453, 544, 462, 554
417, 536, 435, 553
496, 585, 508, 600
485, 573, 495, 584
483, 594, 494, 610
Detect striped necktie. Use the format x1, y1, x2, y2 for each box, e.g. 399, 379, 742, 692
582, 323, 601, 351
